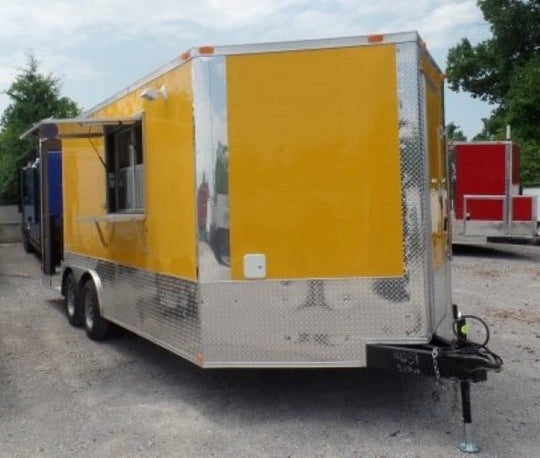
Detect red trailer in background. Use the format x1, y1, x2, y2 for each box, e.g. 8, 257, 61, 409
449, 141, 538, 244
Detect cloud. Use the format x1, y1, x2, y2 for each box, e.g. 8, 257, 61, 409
0, 0, 492, 129
0, 1, 488, 49
392, 0, 486, 50
0, 51, 102, 85
36, 52, 104, 82
0, 0, 308, 48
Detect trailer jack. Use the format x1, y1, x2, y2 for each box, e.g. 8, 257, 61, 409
366, 305, 503, 453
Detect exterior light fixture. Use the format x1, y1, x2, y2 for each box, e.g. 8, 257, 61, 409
139, 85, 168, 101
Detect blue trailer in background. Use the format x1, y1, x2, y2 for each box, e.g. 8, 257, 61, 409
19, 138, 63, 274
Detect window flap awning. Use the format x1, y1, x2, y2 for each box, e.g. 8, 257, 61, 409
20, 115, 142, 140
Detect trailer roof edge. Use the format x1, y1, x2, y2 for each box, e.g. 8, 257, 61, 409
82, 31, 422, 118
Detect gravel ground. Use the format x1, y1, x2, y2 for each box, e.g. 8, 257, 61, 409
0, 242, 539, 457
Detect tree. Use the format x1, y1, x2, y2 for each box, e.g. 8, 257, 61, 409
0, 55, 80, 203
446, 0, 540, 186
446, 122, 467, 141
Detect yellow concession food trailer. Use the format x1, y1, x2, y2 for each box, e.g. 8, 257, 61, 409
22, 32, 504, 451
27, 31, 451, 363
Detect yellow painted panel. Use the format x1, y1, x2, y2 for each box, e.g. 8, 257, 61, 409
63, 62, 197, 279
422, 52, 447, 269
227, 45, 404, 280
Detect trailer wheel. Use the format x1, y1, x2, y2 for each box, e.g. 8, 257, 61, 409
64, 272, 83, 327
82, 279, 109, 340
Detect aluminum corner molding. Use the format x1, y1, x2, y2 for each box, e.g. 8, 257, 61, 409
192, 56, 231, 282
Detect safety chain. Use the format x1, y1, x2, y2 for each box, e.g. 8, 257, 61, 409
430, 347, 446, 402
432, 347, 441, 380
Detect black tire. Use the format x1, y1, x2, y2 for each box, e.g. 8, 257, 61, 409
64, 272, 83, 326
22, 236, 33, 254
82, 279, 109, 340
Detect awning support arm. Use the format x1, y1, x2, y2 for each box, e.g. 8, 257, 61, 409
88, 136, 106, 169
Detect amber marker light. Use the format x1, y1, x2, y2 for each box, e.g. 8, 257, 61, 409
367, 34, 384, 43
198, 46, 215, 55
181, 50, 191, 61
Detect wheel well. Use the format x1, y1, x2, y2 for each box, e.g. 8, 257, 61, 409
78, 272, 103, 315
78, 272, 94, 290
61, 270, 95, 296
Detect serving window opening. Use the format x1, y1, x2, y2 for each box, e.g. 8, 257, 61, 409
105, 121, 144, 214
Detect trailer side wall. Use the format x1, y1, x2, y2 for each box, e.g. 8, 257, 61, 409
63, 62, 197, 280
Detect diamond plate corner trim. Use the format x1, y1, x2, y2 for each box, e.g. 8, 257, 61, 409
64, 252, 202, 365
396, 41, 430, 336
419, 63, 435, 333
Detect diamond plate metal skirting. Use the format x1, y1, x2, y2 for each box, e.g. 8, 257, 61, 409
64, 253, 202, 365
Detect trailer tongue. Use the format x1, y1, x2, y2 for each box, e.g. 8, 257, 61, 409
368, 304, 502, 453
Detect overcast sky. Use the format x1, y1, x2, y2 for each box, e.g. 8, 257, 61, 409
0, 0, 494, 138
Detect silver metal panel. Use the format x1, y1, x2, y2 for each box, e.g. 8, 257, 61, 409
432, 262, 451, 332
509, 221, 538, 237
453, 218, 536, 238
63, 253, 434, 369
200, 275, 428, 367
529, 195, 538, 226
193, 56, 231, 281
460, 220, 508, 237
505, 142, 512, 226
64, 253, 202, 365
449, 141, 512, 146
118, 164, 144, 211
452, 233, 488, 245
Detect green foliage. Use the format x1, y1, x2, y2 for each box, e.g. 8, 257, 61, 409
447, 0, 539, 103
506, 54, 540, 141
446, 0, 540, 186
0, 54, 80, 203
0, 148, 19, 205
446, 122, 467, 141
520, 141, 540, 186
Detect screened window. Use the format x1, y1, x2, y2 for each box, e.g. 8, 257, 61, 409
105, 122, 144, 213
